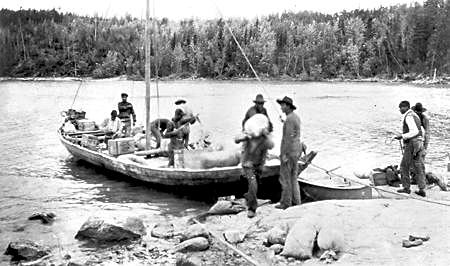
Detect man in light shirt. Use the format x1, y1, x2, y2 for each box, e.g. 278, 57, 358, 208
100, 110, 123, 139
393, 101, 426, 197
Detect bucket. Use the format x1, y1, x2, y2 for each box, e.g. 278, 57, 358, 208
174, 149, 184, 168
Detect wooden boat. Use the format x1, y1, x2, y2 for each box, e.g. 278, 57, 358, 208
298, 173, 372, 201
60, 131, 316, 188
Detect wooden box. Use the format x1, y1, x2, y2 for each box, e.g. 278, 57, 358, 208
108, 138, 136, 156
371, 171, 388, 186
81, 134, 99, 150
78, 119, 96, 131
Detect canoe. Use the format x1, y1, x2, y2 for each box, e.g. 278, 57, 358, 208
59, 131, 315, 188
298, 176, 372, 201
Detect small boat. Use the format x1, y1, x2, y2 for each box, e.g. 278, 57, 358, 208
298, 173, 372, 201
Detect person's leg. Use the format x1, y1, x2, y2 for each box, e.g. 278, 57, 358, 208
399, 142, 413, 193
289, 154, 302, 206
277, 160, 292, 208
412, 141, 426, 196
243, 167, 258, 217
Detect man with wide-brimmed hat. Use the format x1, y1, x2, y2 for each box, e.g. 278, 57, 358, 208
118, 93, 136, 137
242, 94, 273, 132
411, 102, 430, 154
275, 96, 302, 209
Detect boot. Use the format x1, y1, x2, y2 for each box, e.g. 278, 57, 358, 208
274, 203, 289, 210
402, 239, 423, 248
409, 235, 430, 242
397, 188, 411, 194
247, 210, 255, 218
414, 190, 426, 197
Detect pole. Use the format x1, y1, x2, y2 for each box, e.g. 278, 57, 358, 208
144, 0, 152, 150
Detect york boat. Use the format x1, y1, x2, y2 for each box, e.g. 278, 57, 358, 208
60, 131, 316, 188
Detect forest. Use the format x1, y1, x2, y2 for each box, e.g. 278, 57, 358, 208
0, 0, 449, 80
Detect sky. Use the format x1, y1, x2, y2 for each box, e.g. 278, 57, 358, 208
1, 0, 421, 20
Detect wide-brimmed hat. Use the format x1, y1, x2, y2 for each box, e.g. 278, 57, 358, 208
121, 93, 128, 97
253, 94, 266, 104
276, 96, 296, 110
411, 102, 427, 113
175, 99, 186, 105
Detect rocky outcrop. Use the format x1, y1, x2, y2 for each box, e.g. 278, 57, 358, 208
4, 239, 50, 261
75, 216, 146, 242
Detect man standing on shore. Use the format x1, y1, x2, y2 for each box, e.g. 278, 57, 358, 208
412, 102, 430, 157
393, 101, 426, 197
118, 93, 136, 137
242, 94, 273, 132
275, 96, 302, 209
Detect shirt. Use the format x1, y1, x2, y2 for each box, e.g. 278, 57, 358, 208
100, 117, 122, 133
242, 105, 273, 132
241, 135, 274, 168
118, 101, 136, 122
280, 111, 302, 156
401, 109, 421, 140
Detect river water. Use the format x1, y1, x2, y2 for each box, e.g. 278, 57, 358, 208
0, 80, 449, 263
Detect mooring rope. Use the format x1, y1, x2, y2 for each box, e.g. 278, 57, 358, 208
70, 80, 83, 109
299, 159, 450, 208
192, 218, 265, 266
213, 2, 283, 121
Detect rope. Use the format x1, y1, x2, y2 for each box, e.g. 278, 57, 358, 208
70, 80, 83, 109
298, 159, 450, 208
192, 218, 265, 266
213, 2, 283, 121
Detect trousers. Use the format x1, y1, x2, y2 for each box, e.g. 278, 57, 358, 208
279, 153, 301, 207
242, 165, 263, 212
400, 139, 426, 190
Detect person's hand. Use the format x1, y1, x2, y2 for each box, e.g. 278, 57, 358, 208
133, 121, 136, 126
281, 154, 288, 163
393, 134, 402, 140
422, 149, 427, 157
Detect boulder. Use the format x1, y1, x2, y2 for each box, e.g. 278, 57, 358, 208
75, 216, 146, 242
151, 222, 175, 239
4, 239, 50, 261
316, 225, 345, 253
173, 237, 209, 253
267, 226, 287, 245
180, 224, 209, 242
28, 212, 56, 224
223, 230, 246, 244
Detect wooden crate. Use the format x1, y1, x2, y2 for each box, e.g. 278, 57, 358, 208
81, 134, 99, 150
108, 138, 136, 156
78, 119, 96, 131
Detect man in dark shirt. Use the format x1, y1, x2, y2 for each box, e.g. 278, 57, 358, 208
162, 109, 186, 167
235, 131, 274, 218
275, 96, 302, 209
242, 94, 273, 132
150, 118, 171, 149
118, 93, 136, 137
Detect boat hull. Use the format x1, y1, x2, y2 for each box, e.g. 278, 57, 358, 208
298, 178, 372, 201
60, 133, 308, 188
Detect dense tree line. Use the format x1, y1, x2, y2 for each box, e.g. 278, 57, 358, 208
1, 0, 449, 79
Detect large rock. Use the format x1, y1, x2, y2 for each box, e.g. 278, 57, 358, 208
75, 216, 146, 242
317, 225, 345, 253
180, 224, 209, 242
151, 222, 175, 239
173, 237, 209, 253
4, 239, 50, 261
281, 216, 319, 260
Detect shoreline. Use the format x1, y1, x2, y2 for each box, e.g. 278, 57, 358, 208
1, 75, 450, 85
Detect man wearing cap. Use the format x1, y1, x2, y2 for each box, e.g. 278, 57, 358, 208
275, 96, 302, 209
175, 99, 197, 148
100, 110, 123, 139
393, 100, 426, 197
118, 93, 136, 137
242, 94, 273, 132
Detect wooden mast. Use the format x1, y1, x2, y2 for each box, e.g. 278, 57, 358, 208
144, 0, 151, 150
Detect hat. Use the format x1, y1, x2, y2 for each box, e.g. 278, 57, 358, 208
411, 102, 427, 113
253, 94, 266, 104
175, 99, 186, 105
111, 110, 118, 115
276, 96, 297, 110
121, 93, 128, 97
